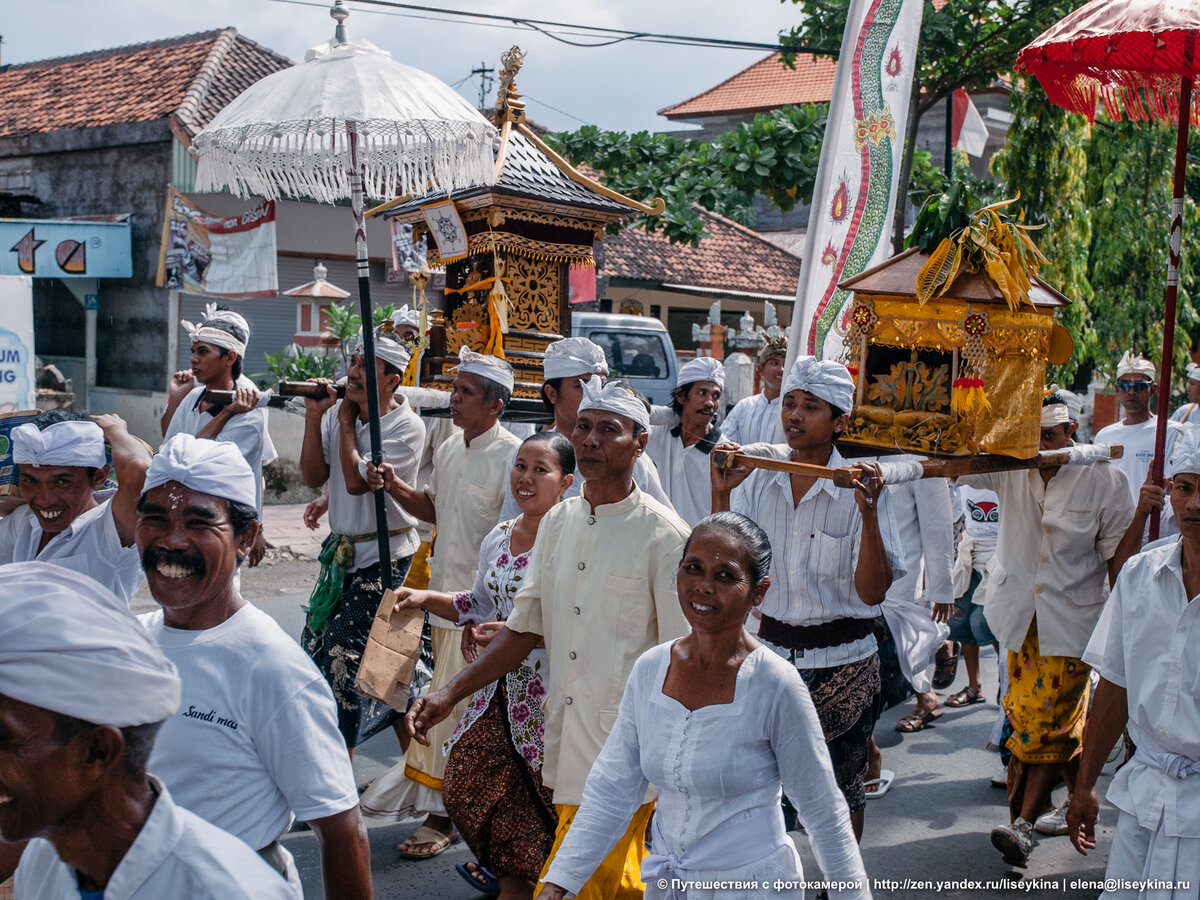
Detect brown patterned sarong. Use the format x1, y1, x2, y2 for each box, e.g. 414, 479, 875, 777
443, 682, 557, 881
798, 653, 881, 813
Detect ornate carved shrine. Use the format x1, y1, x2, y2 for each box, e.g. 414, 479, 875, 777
379, 47, 662, 416
836, 248, 1074, 459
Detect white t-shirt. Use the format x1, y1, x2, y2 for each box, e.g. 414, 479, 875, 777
142, 604, 359, 853
16, 778, 294, 900
164, 385, 270, 512
959, 486, 999, 562
644, 423, 722, 527
0, 500, 143, 605
1093, 416, 1183, 504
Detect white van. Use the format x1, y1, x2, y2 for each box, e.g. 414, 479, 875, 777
571, 312, 679, 406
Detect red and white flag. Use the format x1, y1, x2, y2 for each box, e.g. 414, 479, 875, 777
952, 88, 990, 158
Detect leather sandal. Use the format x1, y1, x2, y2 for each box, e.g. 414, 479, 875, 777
946, 686, 985, 707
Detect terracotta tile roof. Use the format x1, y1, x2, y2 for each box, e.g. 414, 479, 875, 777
603, 206, 802, 297
658, 52, 837, 120
0, 30, 292, 139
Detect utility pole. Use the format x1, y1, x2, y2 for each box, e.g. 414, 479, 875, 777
470, 61, 495, 111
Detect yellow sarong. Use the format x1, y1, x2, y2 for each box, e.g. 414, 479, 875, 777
537, 801, 654, 899
1002, 619, 1091, 766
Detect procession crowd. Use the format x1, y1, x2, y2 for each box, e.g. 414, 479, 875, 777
0, 302, 1197, 900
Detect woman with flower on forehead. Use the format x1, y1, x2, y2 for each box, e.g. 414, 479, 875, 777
364, 430, 574, 899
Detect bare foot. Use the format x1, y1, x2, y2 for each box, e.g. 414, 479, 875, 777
864, 738, 884, 795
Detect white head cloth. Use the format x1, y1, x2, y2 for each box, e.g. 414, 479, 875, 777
1169, 426, 1200, 478
1116, 351, 1156, 380
543, 337, 609, 380
1041, 386, 1082, 427
144, 433, 258, 510
0, 562, 180, 727
395, 304, 419, 328
676, 356, 726, 389
354, 329, 411, 371
181, 302, 249, 357
12, 420, 107, 468
577, 377, 650, 430
1187, 362, 1200, 383
454, 346, 515, 392
782, 355, 855, 413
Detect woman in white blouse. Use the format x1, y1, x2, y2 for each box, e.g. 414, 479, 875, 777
536, 512, 870, 900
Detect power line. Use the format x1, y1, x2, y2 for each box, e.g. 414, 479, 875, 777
265, 0, 838, 57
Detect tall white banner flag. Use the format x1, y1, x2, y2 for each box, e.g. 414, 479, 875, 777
787, 0, 926, 367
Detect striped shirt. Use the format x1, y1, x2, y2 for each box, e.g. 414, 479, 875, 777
721, 393, 782, 445
731, 443, 907, 669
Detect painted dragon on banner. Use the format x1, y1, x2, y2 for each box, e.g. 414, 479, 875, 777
790, 0, 925, 363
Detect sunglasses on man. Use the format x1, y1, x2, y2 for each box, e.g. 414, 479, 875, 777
1115, 380, 1153, 393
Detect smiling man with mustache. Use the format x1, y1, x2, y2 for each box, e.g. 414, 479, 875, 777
0, 410, 150, 605
134, 434, 372, 899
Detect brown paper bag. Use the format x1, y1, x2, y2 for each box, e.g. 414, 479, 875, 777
355, 589, 425, 713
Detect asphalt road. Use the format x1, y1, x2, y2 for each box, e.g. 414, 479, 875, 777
133, 557, 1118, 900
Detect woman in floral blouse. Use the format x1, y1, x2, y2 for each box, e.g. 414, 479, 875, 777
387, 430, 574, 899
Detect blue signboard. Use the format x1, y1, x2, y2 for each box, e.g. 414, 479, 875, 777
0, 218, 132, 279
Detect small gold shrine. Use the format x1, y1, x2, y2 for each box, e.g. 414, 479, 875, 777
836, 248, 1073, 459
377, 47, 662, 411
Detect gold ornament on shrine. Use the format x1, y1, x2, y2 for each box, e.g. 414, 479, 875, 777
836, 247, 1074, 459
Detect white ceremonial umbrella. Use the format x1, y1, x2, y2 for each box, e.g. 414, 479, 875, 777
192, 1, 496, 590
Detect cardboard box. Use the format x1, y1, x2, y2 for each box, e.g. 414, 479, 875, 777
355, 589, 425, 713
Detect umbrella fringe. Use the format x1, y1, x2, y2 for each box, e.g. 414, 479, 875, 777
195, 122, 495, 202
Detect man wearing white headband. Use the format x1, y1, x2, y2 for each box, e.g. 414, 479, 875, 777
0, 563, 292, 898
298, 327, 425, 759
408, 378, 690, 893
136, 434, 370, 898
161, 302, 271, 566
1170, 361, 1200, 424
721, 334, 789, 445
0, 410, 150, 604
711, 355, 903, 841
1067, 426, 1200, 897
644, 356, 726, 527
1095, 351, 1183, 506
496, 336, 671, 521
952, 389, 1133, 867
363, 344, 521, 857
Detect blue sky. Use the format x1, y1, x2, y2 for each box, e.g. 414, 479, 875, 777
11, 0, 806, 134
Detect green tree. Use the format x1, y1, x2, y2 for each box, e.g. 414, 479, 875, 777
991, 80, 1093, 387
783, 0, 1078, 251
546, 104, 827, 245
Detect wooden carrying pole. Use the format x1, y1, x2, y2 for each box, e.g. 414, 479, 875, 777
711, 447, 1124, 489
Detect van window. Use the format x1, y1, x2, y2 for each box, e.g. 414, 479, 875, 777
592, 331, 670, 380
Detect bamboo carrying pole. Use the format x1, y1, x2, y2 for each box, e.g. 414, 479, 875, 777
711, 446, 1125, 489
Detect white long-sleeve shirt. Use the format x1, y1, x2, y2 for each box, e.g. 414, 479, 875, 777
544, 643, 870, 899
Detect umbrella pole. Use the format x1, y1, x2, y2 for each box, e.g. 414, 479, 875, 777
348, 127, 394, 591
1150, 75, 1194, 541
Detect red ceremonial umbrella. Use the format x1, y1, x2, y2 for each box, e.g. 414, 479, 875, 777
1015, 0, 1200, 539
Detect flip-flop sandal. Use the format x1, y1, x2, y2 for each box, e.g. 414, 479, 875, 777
397, 824, 458, 860
455, 862, 501, 897
894, 707, 943, 732
932, 641, 961, 689
864, 769, 895, 799
945, 686, 985, 707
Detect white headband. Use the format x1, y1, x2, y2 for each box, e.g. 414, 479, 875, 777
577, 377, 650, 430
454, 346, 515, 392
783, 356, 856, 413
1041, 386, 1082, 426
1187, 362, 1200, 383
354, 329, 412, 371
0, 562, 181, 727
394, 304, 419, 328
1169, 426, 1200, 478
182, 302, 249, 357
543, 337, 609, 380
677, 356, 725, 390
1116, 351, 1156, 381
144, 433, 258, 510
12, 420, 107, 468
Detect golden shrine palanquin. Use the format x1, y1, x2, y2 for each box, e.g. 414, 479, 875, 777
379, 49, 660, 414
836, 248, 1074, 459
